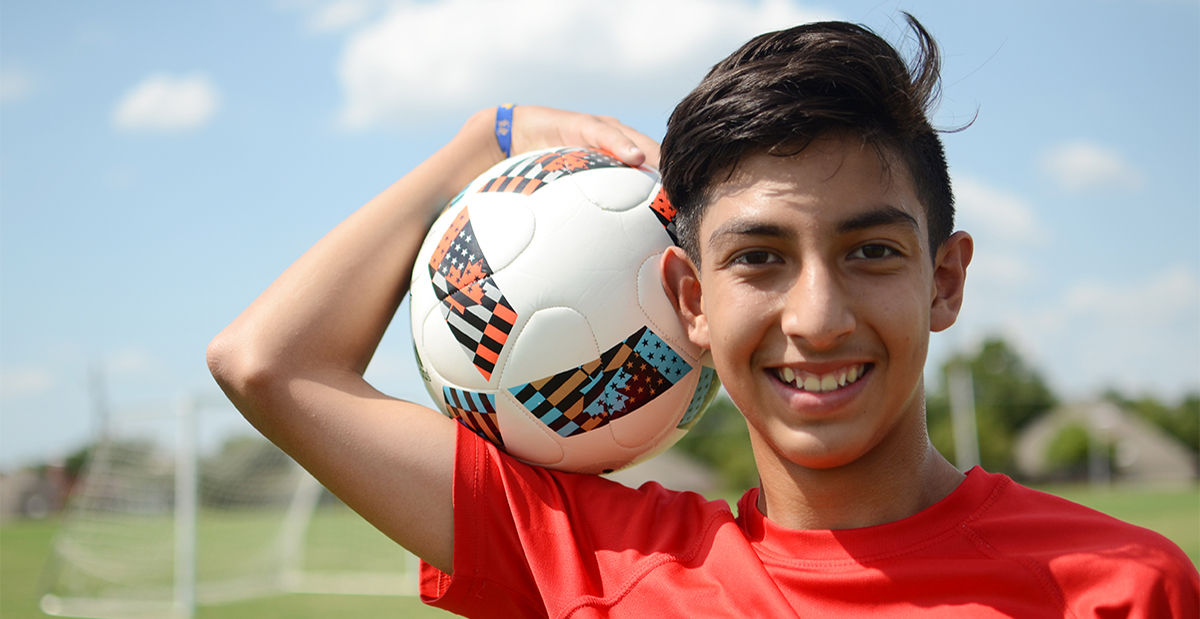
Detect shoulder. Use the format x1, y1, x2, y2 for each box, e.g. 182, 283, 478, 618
483, 431, 735, 549
972, 474, 1186, 559
423, 425, 743, 615
452, 422, 737, 565
966, 472, 1199, 616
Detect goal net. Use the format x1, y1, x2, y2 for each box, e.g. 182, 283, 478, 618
39, 396, 419, 619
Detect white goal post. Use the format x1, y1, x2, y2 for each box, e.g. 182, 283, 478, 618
40, 395, 419, 619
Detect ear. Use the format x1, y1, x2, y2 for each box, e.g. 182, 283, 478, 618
660, 246, 710, 349
930, 231, 973, 333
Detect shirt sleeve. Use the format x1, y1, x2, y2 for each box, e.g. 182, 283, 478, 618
420, 423, 730, 618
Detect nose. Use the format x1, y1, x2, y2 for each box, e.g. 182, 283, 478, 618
779, 261, 856, 351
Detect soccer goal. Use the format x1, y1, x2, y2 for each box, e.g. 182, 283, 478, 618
40, 395, 419, 619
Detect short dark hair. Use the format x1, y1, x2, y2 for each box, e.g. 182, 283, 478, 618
660, 14, 954, 263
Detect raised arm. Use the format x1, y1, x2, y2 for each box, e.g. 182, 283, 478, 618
207, 107, 658, 573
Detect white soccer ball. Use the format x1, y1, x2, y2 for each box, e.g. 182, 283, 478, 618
409, 147, 720, 474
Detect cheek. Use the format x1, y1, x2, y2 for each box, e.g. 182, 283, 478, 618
875, 287, 931, 414
857, 280, 930, 352
705, 282, 777, 366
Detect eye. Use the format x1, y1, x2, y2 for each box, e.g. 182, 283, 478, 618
732, 250, 782, 266
849, 244, 897, 260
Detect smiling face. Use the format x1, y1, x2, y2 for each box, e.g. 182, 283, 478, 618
664, 135, 971, 476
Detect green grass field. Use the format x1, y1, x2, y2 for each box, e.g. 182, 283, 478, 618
4, 485, 1196, 619
4, 506, 457, 619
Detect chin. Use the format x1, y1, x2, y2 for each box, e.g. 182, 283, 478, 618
758, 426, 872, 471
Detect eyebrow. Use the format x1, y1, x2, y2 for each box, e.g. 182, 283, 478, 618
707, 205, 919, 247
837, 206, 919, 234
707, 220, 794, 247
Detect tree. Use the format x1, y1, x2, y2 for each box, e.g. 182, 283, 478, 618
927, 337, 1058, 475
200, 435, 297, 508
672, 394, 759, 492
1103, 390, 1199, 470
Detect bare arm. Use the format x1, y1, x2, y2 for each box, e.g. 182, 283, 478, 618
207, 107, 658, 573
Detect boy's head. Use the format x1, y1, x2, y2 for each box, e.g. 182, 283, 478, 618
660, 14, 952, 264
656, 15, 973, 476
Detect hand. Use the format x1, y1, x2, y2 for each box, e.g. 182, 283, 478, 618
509, 106, 662, 169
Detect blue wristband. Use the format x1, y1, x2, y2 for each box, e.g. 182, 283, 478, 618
495, 104, 514, 158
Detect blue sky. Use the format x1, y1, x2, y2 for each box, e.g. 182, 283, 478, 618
2, 0, 1197, 470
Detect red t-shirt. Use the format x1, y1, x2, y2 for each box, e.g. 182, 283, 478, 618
421, 425, 1199, 618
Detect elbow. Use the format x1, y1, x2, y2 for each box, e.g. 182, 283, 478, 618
206, 328, 281, 408
206, 331, 237, 392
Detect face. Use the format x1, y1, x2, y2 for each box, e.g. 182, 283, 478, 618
665, 136, 970, 474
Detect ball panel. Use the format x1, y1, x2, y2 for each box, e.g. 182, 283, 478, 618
412, 203, 463, 287
420, 301, 492, 389
496, 389, 565, 466
506, 325, 692, 440
608, 366, 694, 449
570, 166, 658, 212
412, 343, 448, 415
552, 424, 648, 473
499, 194, 664, 353
499, 306, 597, 388
467, 194, 536, 272
424, 204, 520, 381
443, 386, 504, 448
635, 254, 701, 362
647, 187, 679, 245
477, 148, 627, 197
677, 366, 720, 431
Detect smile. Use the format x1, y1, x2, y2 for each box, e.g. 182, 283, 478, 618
772, 364, 869, 393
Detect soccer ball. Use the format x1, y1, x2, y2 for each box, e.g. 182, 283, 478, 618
409, 147, 720, 474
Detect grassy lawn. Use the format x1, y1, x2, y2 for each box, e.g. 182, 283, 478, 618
3, 508, 457, 619
4, 484, 1196, 619
1030, 483, 1199, 565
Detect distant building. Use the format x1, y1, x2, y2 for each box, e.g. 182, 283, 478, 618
607, 448, 719, 496
1015, 400, 1198, 486
0, 464, 71, 522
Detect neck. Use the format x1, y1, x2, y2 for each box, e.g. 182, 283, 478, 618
751, 425, 965, 531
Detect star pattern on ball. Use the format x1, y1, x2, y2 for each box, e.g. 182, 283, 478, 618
648, 187, 679, 245
479, 148, 628, 196
508, 326, 693, 438
428, 207, 517, 380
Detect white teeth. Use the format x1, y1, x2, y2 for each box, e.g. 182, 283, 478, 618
775, 364, 866, 393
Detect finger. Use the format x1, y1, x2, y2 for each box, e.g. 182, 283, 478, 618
626, 130, 661, 170
508, 106, 660, 168
575, 119, 642, 167
594, 116, 661, 170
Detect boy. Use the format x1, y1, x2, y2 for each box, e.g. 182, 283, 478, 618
208, 15, 1199, 618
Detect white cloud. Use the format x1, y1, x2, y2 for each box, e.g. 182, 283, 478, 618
333, 0, 834, 129
1037, 266, 1199, 336
105, 347, 159, 377
1034, 265, 1200, 397
0, 367, 55, 397
934, 265, 1200, 401
954, 175, 1047, 244
0, 66, 34, 103
112, 73, 220, 133
1041, 141, 1144, 193
309, 0, 379, 32
952, 174, 1048, 287
278, 0, 381, 33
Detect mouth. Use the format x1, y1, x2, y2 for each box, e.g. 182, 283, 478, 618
771, 363, 871, 394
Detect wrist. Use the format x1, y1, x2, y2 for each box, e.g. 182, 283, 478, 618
422, 109, 506, 211
495, 104, 514, 158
